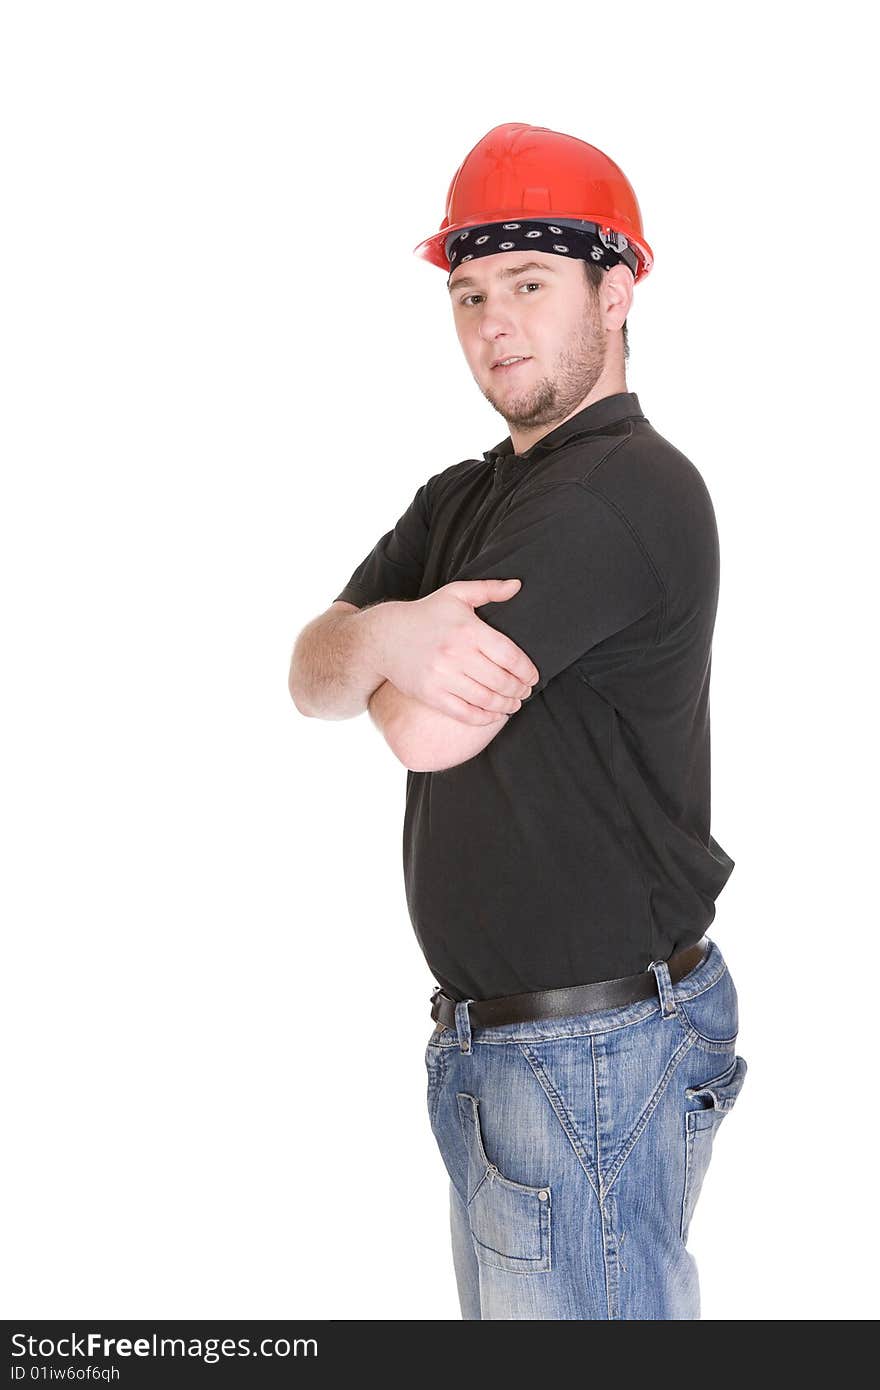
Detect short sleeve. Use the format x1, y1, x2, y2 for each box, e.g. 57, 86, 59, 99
333, 479, 432, 608
447, 482, 664, 694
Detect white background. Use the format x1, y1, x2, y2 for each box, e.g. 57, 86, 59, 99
2, 1, 876, 1321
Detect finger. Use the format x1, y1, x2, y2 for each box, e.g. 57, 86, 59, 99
447, 577, 522, 606
462, 651, 534, 701
436, 691, 513, 726
453, 667, 528, 713
475, 628, 540, 688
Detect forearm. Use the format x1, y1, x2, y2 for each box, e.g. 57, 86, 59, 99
368, 679, 508, 772
289, 605, 393, 720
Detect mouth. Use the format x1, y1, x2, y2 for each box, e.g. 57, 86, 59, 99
492, 356, 532, 373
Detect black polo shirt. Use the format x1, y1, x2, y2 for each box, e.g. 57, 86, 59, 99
334, 391, 735, 1002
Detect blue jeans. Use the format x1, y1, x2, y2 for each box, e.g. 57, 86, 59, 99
424, 936, 747, 1319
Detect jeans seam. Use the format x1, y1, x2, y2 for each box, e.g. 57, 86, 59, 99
519, 1043, 600, 1204
603, 1024, 695, 1197
674, 958, 728, 1004
678, 1001, 738, 1048
427, 1048, 446, 1128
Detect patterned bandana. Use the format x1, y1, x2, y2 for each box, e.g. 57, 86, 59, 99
445, 218, 639, 281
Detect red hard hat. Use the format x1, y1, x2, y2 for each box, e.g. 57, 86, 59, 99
413, 122, 653, 283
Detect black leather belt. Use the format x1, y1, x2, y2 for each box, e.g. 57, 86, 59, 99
430, 939, 709, 1030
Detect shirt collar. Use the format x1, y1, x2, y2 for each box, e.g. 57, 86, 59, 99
481, 391, 647, 472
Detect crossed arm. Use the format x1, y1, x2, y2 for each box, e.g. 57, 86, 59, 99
367, 674, 510, 773
316, 599, 511, 773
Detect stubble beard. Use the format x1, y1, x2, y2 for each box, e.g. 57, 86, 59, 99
483, 296, 608, 432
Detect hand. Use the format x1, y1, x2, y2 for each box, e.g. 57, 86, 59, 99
369, 579, 539, 725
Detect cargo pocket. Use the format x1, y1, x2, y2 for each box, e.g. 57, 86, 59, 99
456, 1092, 552, 1275
680, 1053, 748, 1244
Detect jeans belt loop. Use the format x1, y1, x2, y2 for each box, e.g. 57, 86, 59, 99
454, 998, 474, 1054
647, 957, 678, 1018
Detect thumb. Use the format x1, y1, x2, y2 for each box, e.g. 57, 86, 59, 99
449, 577, 522, 608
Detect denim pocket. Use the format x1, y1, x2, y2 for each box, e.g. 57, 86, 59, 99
680, 1053, 748, 1244
456, 1092, 552, 1275
678, 964, 739, 1049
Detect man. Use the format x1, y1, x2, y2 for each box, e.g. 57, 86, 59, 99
288, 123, 747, 1320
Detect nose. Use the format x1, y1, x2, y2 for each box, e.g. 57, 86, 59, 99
480, 326, 520, 366
481, 314, 518, 342
478, 300, 520, 342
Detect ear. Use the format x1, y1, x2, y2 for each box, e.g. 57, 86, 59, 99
603, 264, 634, 328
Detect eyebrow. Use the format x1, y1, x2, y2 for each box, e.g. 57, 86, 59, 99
447, 260, 559, 293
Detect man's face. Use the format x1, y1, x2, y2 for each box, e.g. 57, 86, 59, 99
447, 250, 609, 434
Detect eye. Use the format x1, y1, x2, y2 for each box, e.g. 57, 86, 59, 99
459, 282, 542, 307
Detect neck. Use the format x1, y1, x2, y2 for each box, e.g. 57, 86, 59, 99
508, 376, 628, 455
